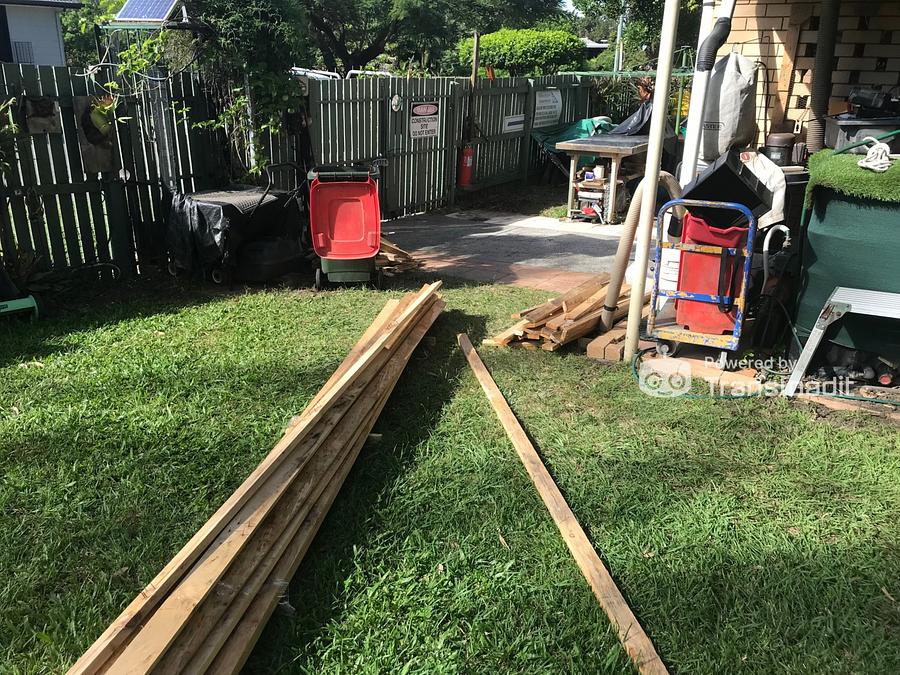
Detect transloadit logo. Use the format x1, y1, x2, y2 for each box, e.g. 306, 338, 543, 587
638, 358, 692, 398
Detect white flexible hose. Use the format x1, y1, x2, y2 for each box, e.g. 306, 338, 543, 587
857, 136, 893, 173
600, 171, 683, 332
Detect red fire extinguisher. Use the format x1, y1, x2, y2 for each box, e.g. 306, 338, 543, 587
457, 144, 474, 187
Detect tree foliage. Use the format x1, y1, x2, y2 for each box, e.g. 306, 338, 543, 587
303, 0, 565, 74
572, 0, 700, 69
457, 28, 584, 76
61, 0, 122, 65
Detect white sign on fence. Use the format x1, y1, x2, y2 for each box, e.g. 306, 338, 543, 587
410, 102, 440, 139
533, 90, 563, 128
502, 114, 525, 133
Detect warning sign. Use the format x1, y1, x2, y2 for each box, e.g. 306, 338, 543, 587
410, 102, 440, 139
533, 90, 563, 128
502, 114, 525, 133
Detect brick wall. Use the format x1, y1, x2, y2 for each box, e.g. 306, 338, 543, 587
717, 0, 900, 144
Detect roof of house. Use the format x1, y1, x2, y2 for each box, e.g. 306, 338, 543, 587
580, 37, 609, 50
1, 0, 83, 8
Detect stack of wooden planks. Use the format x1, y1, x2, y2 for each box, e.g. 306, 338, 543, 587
68, 283, 444, 675
377, 237, 423, 276
483, 274, 650, 358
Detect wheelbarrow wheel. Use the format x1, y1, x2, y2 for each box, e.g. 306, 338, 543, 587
373, 269, 384, 290
210, 268, 227, 285
314, 267, 325, 291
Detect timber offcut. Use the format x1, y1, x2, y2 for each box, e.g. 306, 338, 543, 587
68, 283, 444, 675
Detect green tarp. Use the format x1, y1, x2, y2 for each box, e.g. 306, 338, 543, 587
529, 116, 614, 149
795, 188, 900, 360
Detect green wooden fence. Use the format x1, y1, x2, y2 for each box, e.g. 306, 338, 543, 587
307, 74, 593, 218
0, 63, 229, 274
2, 68, 594, 276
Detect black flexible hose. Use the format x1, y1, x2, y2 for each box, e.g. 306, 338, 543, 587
808, 0, 840, 153
696, 17, 733, 72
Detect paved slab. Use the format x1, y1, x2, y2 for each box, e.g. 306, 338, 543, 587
383, 210, 635, 292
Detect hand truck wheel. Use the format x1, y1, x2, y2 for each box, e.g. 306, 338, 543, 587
655, 340, 681, 357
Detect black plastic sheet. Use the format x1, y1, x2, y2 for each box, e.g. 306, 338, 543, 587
165, 187, 295, 274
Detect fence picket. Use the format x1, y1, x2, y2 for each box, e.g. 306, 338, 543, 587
38, 65, 82, 267
9, 64, 55, 268
70, 68, 112, 265
1, 64, 34, 258
57, 67, 97, 265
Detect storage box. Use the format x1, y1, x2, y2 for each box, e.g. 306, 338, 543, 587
824, 115, 900, 155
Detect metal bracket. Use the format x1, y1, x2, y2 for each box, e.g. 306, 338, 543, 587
782, 288, 900, 397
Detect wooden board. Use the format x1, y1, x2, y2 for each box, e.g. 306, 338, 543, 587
522, 274, 609, 325
457, 334, 668, 675
160, 300, 445, 674
197, 302, 444, 675
586, 328, 627, 360
562, 283, 615, 323
488, 319, 529, 346
69, 283, 442, 675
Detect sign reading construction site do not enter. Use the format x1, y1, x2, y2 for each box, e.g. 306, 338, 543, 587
410, 102, 440, 139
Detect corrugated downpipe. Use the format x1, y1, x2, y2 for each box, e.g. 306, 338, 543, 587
808, 0, 841, 152
600, 171, 682, 332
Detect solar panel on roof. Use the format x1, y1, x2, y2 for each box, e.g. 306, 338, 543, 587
115, 0, 179, 22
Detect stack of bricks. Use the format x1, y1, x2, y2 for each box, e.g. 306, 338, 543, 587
717, 0, 900, 145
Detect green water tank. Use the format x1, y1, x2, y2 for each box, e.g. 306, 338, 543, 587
795, 189, 900, 361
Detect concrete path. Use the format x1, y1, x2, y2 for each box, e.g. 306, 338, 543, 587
382, 210, 632, 292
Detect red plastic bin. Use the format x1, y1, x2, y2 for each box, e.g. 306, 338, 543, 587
308, 176, 381, 260
675, 213, 748, 335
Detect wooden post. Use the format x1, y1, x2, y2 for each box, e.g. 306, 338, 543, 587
466, 31, 480, 142
449, 82, 462, 206
519, 79, 536, 181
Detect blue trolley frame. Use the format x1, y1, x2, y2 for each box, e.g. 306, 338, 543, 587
647, 198, 758, 351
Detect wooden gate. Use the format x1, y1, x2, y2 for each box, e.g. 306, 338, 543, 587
307, 77, 462, 219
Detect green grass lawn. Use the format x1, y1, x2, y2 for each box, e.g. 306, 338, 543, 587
1, 275, 899, 673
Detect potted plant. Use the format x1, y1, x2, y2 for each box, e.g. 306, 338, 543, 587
89, 95, 116, 137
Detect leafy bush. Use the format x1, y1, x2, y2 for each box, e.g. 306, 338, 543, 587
457, 29, 584, 77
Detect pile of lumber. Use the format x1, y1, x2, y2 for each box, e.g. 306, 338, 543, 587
377, 238, 422, 276
69, 283, 444, 675
483, 273, 650, 358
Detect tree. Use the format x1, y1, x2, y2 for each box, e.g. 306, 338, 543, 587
303, 0, 565, 74
61, 0, 122, 65
572, 0, 700, 70
457, 28, 584, 76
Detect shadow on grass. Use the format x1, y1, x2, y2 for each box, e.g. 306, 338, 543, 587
244, 308, 489, 672
0, 271, 255, 369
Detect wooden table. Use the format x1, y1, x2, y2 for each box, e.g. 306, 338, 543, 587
555, 135, 649, 222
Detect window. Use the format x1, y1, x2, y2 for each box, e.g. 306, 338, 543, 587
12, 41, 33, 64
